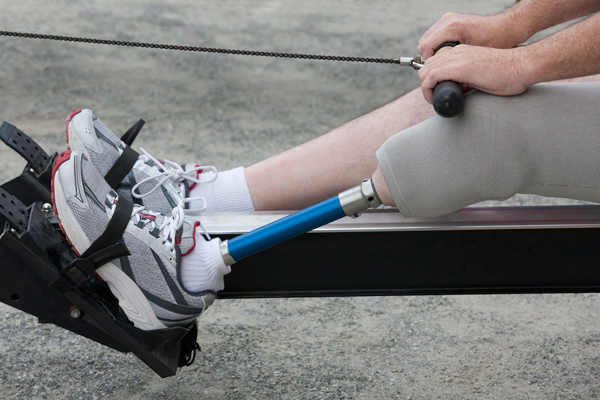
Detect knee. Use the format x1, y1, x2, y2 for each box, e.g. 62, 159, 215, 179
377, 93, 537, 216
453, 91, 536, 199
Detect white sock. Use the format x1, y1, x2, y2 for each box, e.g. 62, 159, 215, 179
180, 234, 230, 293
189, 166, 255, 212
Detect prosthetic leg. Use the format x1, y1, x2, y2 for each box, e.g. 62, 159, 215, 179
221, 178, 383, 264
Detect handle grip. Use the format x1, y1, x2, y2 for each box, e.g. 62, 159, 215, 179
432, 42, 464, 118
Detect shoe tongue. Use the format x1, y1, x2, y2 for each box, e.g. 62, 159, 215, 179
139, 211, 163, 224
181, 164, 202, 206
183, 163, 200, 174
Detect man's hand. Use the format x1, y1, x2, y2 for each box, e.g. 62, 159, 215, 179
415, 3, 600, 105
417, 45, 529, 105
418, 13, 524, 60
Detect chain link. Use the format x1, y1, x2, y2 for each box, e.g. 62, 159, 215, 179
0, 30, 401, 65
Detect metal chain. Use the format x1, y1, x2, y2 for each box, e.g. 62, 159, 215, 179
0, 30, 401, 65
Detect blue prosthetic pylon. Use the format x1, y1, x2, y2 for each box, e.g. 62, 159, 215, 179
220, 178, 382, 265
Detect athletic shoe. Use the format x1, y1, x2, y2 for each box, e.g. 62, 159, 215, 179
52, 149, 217, 330
65, 108, 217, 216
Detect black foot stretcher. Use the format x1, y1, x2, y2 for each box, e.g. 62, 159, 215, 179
1, 121, 600, 378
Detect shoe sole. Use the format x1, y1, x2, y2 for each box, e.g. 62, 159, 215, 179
52, 150, 167, 331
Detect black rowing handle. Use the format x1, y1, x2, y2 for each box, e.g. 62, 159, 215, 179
432, 42, 465, 118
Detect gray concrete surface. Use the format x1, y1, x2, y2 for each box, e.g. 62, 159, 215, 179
1, 1, 599, 399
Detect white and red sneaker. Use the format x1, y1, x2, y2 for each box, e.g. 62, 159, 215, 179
65, 108, 217, 216
52, 150, 225, 330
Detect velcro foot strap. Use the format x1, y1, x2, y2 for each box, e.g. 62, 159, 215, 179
102, 118, 146, 189
103, 146, 139, 189
121, 119, 145, 146
54, 196, 134, 290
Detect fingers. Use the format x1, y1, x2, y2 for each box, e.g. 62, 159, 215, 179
417, 49, 457, 104
418, 45, 471, 104
418, 12, 463, 59
417, 67, 430, 103
418, 46, 529, 101
418, 65, 439, 105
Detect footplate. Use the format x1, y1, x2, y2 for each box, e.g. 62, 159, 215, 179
0, 122, 198, 378
0, 122, 52, 175
0, 186, 30, 235
0, 122, 56, 205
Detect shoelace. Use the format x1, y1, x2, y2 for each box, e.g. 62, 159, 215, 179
109, 197, 210, 251
131, 148, 218, 207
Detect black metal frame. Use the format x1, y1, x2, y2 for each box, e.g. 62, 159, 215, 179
218, 223, 600, 298
1, 121, 599, 377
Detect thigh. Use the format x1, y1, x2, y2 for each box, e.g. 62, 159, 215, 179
376, 81, 600, 217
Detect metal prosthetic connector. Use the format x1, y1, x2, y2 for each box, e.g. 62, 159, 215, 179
338, 178, 383, 218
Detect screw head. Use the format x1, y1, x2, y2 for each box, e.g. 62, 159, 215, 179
41, 203, 54, 216
70, 308, 82, 319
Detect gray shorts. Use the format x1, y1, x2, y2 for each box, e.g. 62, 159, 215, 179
376, 81, 600, 217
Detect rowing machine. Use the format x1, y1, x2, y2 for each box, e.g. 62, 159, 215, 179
1, 121, 599, 378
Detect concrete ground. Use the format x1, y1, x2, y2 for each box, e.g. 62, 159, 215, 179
1, 1, 599, 399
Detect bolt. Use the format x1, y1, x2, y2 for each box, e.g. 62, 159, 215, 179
10, 228, 17, 235
41, 203, 54, 216
28, 168, 35, 174
70, 307, 82, 319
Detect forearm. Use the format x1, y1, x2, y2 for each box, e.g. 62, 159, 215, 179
501, 0, 600, 44
418, 0, 600, 59
517, 12, 600, 85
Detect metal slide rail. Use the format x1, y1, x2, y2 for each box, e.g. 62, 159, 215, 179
205, 207, 600, 299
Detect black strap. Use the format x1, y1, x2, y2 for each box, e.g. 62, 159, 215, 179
82, 196, 133, 258
86, 242, 131, 267
56, 243, 131, 290
53, 199, 134, 291
121, 119, 145, 146
104, 146, 139, 189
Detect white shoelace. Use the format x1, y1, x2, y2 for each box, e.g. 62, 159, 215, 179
131, 148, 218, 207
109, 197, 210, 251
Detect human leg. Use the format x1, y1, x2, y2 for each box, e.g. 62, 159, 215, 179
244, 88, 435, 210
376, 81, 600, 217
245, 75, 600, 212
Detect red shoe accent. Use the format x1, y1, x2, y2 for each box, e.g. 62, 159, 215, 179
50, 150, 81, 256
140, 213, 156, 221
51, 150, 72, 193
65, 108, 82, 143
181, 221, 201, 256
188, 164, 203, 190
